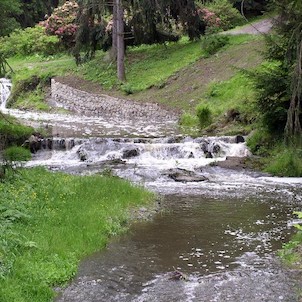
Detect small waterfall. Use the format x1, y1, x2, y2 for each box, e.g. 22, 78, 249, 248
0, 78, 12, 109
28, 136, 252, 174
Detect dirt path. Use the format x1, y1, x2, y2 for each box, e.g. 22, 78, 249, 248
225, 18, 273, 35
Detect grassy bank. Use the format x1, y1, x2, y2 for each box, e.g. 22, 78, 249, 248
0, 115, 33, 149
279, 212, 302, 275
6, 33, 261, 109
0, 168, 154, 302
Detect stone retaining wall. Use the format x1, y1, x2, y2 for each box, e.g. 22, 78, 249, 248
51, 79, 178, 122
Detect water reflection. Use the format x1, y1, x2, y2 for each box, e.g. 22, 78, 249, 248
57, 192, 302, 302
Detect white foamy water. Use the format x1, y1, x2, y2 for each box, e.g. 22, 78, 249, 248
25, 136, 302, 197
0, 78, 12, 109
2, 107, 178, 137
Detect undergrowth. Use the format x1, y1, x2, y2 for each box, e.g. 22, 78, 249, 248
0, 168, 154, 302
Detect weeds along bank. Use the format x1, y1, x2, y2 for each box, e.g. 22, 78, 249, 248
0, 167, 154, 302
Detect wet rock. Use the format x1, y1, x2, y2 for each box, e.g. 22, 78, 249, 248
134, 138, 148, 144
122, 147, 140, 158
53, 139, 66, 150
166, 168, 208, 182
200, 142, 208, 153
188, 152, 194, 158
205, 151, 213, 158
105, 159, 126, 165
77, 148, 88, 161
165, 137, 177, 144
235, 135, 245, 143
24, 133, 43, 153
212, 144, 221, 154
169, 270, 188, 281
213, 156, 246, 170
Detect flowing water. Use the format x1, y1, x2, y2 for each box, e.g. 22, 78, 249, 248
1, 79, 302, 301
0, 78, 12, 109
25, 137, 302, 302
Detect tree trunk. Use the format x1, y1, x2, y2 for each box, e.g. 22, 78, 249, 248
116, 0, 126, 82
285, 39, 302, 143
110, 1, 117, 61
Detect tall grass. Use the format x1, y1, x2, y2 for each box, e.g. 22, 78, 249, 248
265, 148, 302, 177
203, 72, 256, 116
0, 168, 154, 302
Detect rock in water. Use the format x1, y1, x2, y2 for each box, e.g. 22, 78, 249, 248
122, 147, 140, 158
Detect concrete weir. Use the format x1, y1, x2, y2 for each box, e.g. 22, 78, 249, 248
51, 78, 179, 122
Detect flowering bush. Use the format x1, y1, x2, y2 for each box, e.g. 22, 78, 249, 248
40, 1, 79, 48
198, 8, 221, 29
205, 0, 243, 30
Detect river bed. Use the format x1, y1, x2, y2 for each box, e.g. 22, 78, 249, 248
1, 78, 302, 301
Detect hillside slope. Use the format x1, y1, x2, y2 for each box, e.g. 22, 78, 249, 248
130, 38, 264, 112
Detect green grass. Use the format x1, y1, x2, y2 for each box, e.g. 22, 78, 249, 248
5, 33, 260, 111
3, 146, 31, 162
78, 37, 206, 92
79, 35, 259, 93
180, 70, 258, 134
202, 72, 256, 116
0, 168, 154, 302
265, 147, 302, 177
8, 54, 75, 81
11, 89, 50, 111
0, 115, 33, 147
7, 54, 75, 110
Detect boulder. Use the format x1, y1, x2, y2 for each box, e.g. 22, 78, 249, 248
205, 151, 213, 158
28, 133, 43, 153
235, 135, 245, 143
77, 148, 88, 161
212, 144, 221, 154
122, 147, 140, 158
166, 168, 208, 182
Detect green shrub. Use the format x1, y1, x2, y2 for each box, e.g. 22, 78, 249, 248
3, 146, 31, 162
179, 113, 198, 127
266, 149, 302, 177
196, 104, 212, 128
201, 33, 229, 56
0, 117, 33, 147
246, 128, 274, 155
121, 83, 134, 95
8, 75, 51, 110
0, 26, 62, 57
206, 0, 244, 30
248, 60, 289, 135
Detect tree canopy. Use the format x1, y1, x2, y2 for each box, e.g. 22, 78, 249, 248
0, 0, 21, 37
0, 0, 60, 37
72, 0, 206, 60
253, 0, 302, 143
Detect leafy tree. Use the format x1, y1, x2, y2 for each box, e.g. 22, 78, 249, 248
0, 0, 21, 37
17, 0, 60, 28
0, 0, 61, 37
252, 0, 302, 143
229, 0, 269, 15
277, 0, 302, 141
73, 0, 206, 81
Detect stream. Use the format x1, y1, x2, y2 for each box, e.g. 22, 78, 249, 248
1, 78, 302, 301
